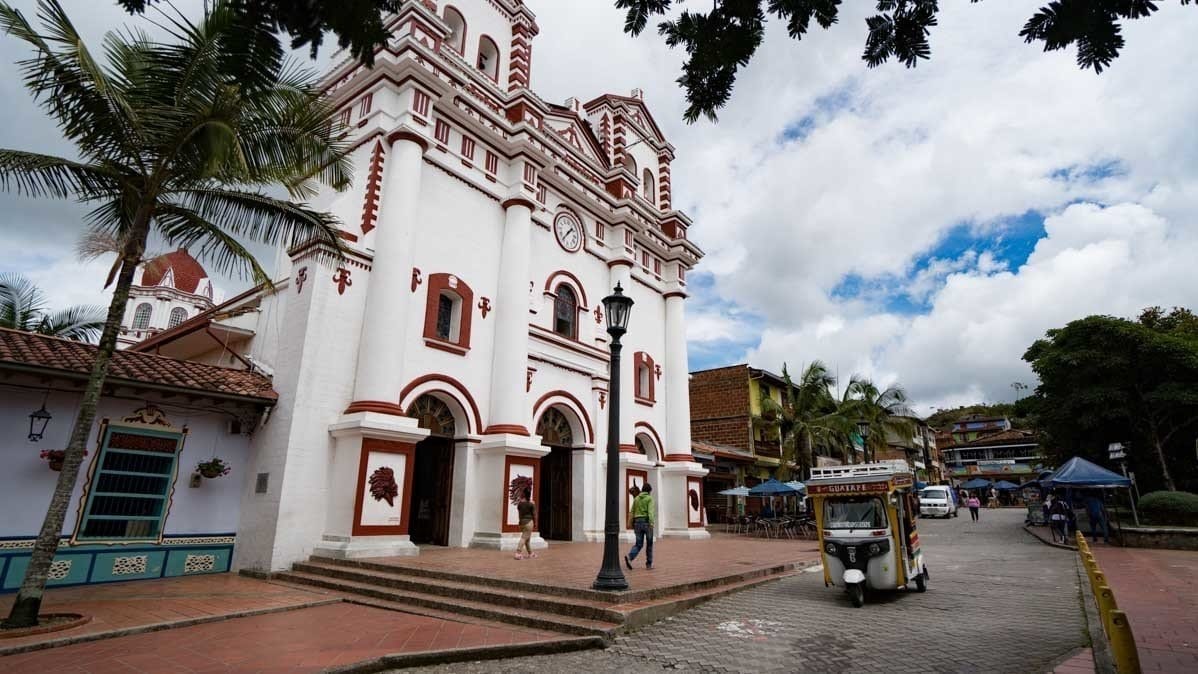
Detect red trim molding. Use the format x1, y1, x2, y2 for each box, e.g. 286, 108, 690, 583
531, 390, 595, 444
619, 443, 639, 454
663, 291, 688, 299
387, 129, 430, 152
501, 196, 537, 210
634, 352, 656, 404
634, 421, 664, 460
607, 259, 634, 269
484, 424, 531, 436
352, 438, 416, 536
345, 400, 407, 416
399, 374, 483, 434
664, 453, 694, 462
424, 338, 469, 355
543, 269, 589, 308
422, 273, 474, 354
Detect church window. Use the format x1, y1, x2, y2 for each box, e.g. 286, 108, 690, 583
623, 153, 637, 175
553, 284, 577, 339
537, 407, 574, 447
422, 273, 474, 354
359, 92, 373, 117
435, 119, 450, 144
168, 307, 188, 329
477, 36, 499, 81
461, 136, 475, 161
444, 6, 466, 54
642, 168, 654, 203
408, 394, 457, 437
634, 352, 656, 404
132, 303, 152, 330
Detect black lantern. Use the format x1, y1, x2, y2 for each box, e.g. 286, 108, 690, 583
28, 394, 52, 442
594, 283, 634, 592
856, 420, 870, 463
602, 283, 634, 338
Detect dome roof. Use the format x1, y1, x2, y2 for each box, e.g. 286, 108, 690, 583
140, 248, 209, 294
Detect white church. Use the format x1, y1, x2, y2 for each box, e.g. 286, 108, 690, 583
125, 0, 704, 567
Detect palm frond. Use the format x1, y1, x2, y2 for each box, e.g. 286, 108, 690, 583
0, 149, 116, 199
168, 187, 344, 261
37, 304, 107, 342
0, 272, 48, 330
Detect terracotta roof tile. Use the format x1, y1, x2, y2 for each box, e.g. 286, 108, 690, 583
0, 328, 276, 402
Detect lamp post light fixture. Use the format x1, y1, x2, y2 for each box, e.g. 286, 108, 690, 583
28, 392, 52, 442
856, 420, 871, 464
594, 283, 633, 592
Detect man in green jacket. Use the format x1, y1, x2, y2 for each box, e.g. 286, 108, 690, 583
624, 483, 654, 569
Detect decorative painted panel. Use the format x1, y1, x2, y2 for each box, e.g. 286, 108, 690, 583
502, 456, 538, 533
687, 477, 704, 527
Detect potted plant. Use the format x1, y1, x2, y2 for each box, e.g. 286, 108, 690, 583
196, 458, 231, 479
39, 449, 85, 472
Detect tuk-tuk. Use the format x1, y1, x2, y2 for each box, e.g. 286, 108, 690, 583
807, 461, 929, 607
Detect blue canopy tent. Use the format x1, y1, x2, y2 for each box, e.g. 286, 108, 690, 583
748, 478, 802, 495
960, 477, 993, 490
718, 486, 751, 496
1044, 456, 1138, 527
783, 481, 807, 493
993, 480, 1021, 490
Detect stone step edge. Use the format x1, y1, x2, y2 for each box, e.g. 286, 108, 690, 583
324, 635, 606, 674
620, 565, 809, 631
275, 570, 620, 638
311, 555, 807, 605
292, 560, 625, 623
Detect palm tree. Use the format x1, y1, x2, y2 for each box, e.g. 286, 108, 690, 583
0, 0, 350, 628
0, 272, 106, 341
753, 362, 855, 480
845, 377, 917, 463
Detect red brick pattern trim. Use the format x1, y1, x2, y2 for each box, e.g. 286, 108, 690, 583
344, 400, 408, 416
399, 373, 484, 434
532, 390, 595, 444
352, 438, 416, 536
502, 455, 539, 532
422, 273, 474, 354
658, 154, 671, 211
508, 24, 532, 92
360, 141, 385, 235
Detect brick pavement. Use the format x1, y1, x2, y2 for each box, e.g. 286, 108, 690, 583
394, 509, 1089, 673
0, 601, 557, 673
0, 574, 334, 653
365, 533, 819, 595
1091, 545, 1198, 673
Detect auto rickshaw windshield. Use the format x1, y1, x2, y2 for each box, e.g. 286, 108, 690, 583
823, 497, 887, 529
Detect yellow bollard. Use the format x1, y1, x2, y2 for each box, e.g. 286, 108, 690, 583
1096, 584, 1119, 634
1107, 609, 1142, 674
1089, 570, 1106, 599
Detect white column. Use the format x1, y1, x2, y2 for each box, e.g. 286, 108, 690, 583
608, 261, 635, 451
351, 133, 427, 410
486, 198, 535, 434
664, 293, 691, 458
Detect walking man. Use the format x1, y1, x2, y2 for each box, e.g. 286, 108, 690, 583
625, 483, 655, 570
1085, 494, 1109, 544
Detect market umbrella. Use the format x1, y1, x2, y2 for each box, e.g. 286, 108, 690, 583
719, 486, 751, 496
993, 480, 1021, 490
784, 481, 806, 493
748, 478, 802, 495
960, 477, 993, 490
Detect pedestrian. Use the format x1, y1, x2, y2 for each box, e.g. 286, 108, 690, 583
624, 483, 654, 570
1048, 495, 1069, 543
988, 487, 999, 509
1084, 493, 1110, 544
515, 487, 536, 560
967, 494, 981, 521
959, 488, 968, 506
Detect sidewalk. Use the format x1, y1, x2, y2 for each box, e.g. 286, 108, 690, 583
1092, 545, 1198, 673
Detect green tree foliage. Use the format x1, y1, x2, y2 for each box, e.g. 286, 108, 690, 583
845, 376, 916, 463
926, 402, 1035, 432
1023, 308, 1198, 494
614, 0, 1197, 122
752, 362, 855, 480
119, 0, 402, 67
0, 0, 350, 628
1137, 490, 1198, 527
0, 273, 105, 341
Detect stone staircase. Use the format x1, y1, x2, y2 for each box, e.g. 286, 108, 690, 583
274, 555, 813, 641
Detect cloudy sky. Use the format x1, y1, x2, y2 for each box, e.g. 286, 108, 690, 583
2, 1, 1197, 415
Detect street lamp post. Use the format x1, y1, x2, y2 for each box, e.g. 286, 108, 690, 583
856, 420, 871, 464
594, 283, 633, 591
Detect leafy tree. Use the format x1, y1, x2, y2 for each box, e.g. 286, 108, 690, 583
752, 361, 853, 480
119, 0, 402, 67
1023, 312, 1198, 493
615, 0, 1197, 121
844, 376, 916, 463
0, 273, 105, 341
0, 0, 349, 629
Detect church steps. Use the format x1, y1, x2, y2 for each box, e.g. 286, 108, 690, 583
288, 560, 624, 623
273, 569, 621, 638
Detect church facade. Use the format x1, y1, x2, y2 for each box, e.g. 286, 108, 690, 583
129, 0, 707, 573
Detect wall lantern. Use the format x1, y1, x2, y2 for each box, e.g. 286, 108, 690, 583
28, 393, 52, 442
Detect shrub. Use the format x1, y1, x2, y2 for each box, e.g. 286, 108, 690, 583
1138, 491, 1198, 527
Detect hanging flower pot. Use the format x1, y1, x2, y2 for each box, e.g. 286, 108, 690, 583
39, 449, 85, 472
196, 458, 231, 479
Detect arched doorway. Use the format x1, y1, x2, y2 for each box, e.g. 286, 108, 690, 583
536, 407, 574, 541
406, 395, 456, 546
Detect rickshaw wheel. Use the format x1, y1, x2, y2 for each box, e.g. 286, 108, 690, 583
848, 583, 865, 607
915, 570, 927, 592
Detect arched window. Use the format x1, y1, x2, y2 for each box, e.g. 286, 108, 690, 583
407, 394, 456, 437
642, 168, 655, 203
132, 303, 152, 330
476, 36, 499, 81
168, 307, 188, 329
443, 6, 466, 54
537, 407, 574, 447
553, 284, 577, 339
623, 153, 637, 175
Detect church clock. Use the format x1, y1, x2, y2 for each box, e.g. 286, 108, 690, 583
553, 213, 583, 253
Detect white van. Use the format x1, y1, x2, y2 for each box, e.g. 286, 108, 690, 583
919, 485, 958, 518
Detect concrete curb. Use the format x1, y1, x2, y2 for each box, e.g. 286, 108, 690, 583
1024, 525, 1077, 551
324, 635, 605, 673
0, 598, 340, 656
1075, 554, 1117, 674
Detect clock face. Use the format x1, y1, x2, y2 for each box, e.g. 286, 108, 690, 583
554, 214, 582, 252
